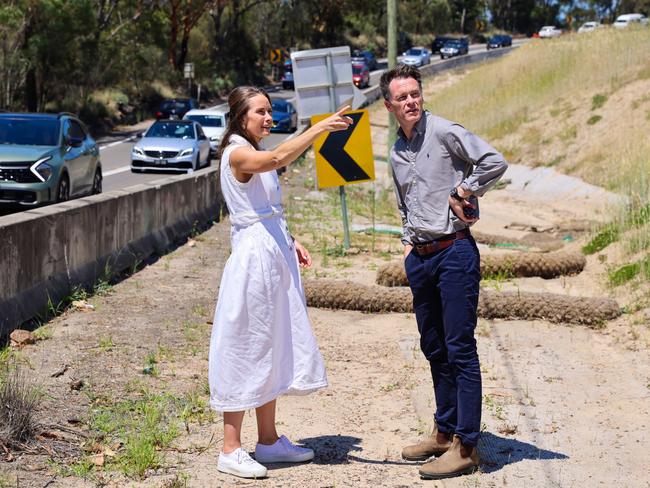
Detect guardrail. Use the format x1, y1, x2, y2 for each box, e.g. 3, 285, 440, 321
0, 170, 224, 335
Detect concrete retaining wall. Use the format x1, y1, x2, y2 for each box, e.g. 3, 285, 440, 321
0, 168, 224, 335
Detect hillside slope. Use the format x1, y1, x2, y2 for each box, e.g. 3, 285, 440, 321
427, 28, 650, 196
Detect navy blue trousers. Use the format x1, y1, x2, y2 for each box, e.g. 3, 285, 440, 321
404, 236, 482, 447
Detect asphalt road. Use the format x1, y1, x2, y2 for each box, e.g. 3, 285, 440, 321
98, 129, 290, 193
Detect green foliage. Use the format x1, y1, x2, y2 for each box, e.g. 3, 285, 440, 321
609, 262, 640, 286
591, 93, 607, 110
587, 114, 602, 125
582, 226, 619, 254
78, 387, 212, 479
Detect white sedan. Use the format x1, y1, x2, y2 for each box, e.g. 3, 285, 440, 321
131, 120, 211, 173
538, 26, 562, 38
578, 21, 603, 33
398, 47, 431, 67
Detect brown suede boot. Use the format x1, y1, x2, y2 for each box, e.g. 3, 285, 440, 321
418, 435, 479, 479
401, 424, 452, 461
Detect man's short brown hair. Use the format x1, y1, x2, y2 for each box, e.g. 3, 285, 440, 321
380, 65, 422, 101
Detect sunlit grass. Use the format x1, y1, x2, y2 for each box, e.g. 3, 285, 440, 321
426, 29, 650, 142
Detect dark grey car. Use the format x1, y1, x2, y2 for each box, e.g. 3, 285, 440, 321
0, 113, 102, 207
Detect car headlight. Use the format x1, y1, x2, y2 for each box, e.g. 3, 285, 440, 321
210, 136, 220, 142
179, 148, 194, 157
132, 146, 144, 156
30, 156, 53, 182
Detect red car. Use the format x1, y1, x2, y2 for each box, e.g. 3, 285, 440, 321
352, 62, 370, 88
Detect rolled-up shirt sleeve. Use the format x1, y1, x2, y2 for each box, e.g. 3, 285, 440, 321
444, 124, 508, 197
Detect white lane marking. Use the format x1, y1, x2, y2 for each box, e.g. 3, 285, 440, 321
103, 165, 131, 177
99, 135, 137, 151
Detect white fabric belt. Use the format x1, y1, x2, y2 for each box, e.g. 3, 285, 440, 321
230, 205, 284, 228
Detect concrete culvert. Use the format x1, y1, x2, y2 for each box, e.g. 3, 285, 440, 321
376, 251, 586, 287
303, 279, 621, 326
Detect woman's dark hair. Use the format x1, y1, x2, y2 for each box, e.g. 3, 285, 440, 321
216, 86, 272, 158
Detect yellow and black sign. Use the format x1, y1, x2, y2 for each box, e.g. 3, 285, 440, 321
311, 109, 374, 189
269, 49, 282, 63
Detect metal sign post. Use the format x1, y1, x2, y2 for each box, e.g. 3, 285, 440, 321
324, 52, 351, 249
184, 63, 194, 97
291, 46, 370, 250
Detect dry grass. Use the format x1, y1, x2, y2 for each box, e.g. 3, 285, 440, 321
425, 28, 650, 197
0, 368, 41, 448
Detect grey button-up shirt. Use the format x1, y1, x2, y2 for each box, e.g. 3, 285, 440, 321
390, 111, 508, 245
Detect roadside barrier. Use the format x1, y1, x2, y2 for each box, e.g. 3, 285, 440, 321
0, 169, 224, 335
303, 279, 621, 326
376, 251, 586, 286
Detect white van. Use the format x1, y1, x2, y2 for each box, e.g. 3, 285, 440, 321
183, 108, 228, 155
613, 13, 649, 28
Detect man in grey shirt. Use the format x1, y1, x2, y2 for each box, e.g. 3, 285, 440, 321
380, 64, 507, 480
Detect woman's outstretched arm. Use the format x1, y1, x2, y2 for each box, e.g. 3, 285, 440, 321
230, 106, 353, 175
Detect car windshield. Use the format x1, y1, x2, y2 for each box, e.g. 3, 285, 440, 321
406, 48, 422, 55
161, 100, 190, 111
146, 122, 194, 139
445, 41, 461, 47
272, 101, 288, 112
0, 118, 59, 146
352, 65, 364, 74
186, 115, 224, 127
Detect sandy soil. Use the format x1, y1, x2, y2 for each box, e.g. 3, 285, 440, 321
2, 88, 650, 488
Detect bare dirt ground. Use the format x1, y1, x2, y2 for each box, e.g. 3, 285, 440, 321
2, 86, 650, 488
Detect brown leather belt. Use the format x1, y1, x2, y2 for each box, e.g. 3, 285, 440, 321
413, 228, 471, 256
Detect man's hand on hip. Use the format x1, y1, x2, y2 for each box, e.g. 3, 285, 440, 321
448, 190, 479, 224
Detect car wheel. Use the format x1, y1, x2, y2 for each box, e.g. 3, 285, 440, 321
92, 167, 102, 194
56, 173, 70, 203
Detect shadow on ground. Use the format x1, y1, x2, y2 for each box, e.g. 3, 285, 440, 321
295, 435, 417, 467
479, 432, 568, 473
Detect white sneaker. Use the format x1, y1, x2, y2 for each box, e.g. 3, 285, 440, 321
218, 447, 268, 478
255, 435, 315, 463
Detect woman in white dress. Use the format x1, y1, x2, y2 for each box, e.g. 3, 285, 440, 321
208, 86, 352, 479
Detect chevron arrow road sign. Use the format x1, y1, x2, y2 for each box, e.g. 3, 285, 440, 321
311, 109, 374, 189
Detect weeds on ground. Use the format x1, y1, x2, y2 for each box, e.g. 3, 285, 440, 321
591, 93, 607, 110
142, 352, 159, 377
587, 115, 602, 125
98, 336, 115, 352
584, 201, 650, 254
162, 473, 190, 488
32, 325, 53, 341
0, 474, 15, 488
64, 387, 213, 480
482, 268, 514, 291
0, 368, 41, 449
608, 257, 650, 286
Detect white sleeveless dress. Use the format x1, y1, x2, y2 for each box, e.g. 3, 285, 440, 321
208, 134, 328, 412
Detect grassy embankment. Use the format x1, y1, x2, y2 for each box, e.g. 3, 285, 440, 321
424, 28, 650, 290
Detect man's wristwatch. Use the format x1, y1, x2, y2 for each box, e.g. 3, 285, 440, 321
450, 187, 464, 201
